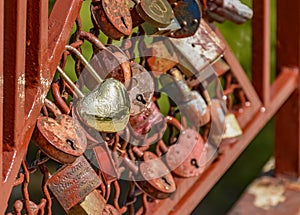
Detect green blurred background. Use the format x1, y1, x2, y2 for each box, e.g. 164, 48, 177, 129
8, 0, 277, 214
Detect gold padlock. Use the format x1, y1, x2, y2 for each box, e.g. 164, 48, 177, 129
222, 113, 242, 140
68, 190, 106, 215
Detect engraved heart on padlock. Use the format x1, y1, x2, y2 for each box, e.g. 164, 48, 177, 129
75, 78, 131, 133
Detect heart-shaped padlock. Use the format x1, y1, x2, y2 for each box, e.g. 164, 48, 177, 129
90, 0, 132, 39
33, 114, 87, 164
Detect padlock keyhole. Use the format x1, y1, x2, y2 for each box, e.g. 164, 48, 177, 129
136, 94, 147, 104
66, 139, 77, 150
161, 176, 171, 186
191, 158, 199, 168
121, 16, 128, 29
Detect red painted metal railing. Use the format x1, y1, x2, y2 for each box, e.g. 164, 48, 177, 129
0, 0, 299, 213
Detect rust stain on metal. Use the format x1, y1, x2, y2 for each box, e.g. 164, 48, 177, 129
91, 0, 132, 40
33, 115, 87, 164
47, 156, 102, 211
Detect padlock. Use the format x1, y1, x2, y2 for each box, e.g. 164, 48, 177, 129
57, 61, 130, 133
159, 71, 210, 127
168, 0, 202, 38
47, 156, 102, 212
125, 101, 167, 146
222, 112, 242, 141
32, 114, 87, 164
206, 0, 253, 24
146, 19, 225, 80
68, 189, 106, 215
129, 0, 175, 28
157, 116, 207, 177
122, 151, 176, 199
125, 61, 154, 116
90, 0, 132, 40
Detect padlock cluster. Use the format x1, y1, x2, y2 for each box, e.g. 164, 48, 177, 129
6, 0, 252, 214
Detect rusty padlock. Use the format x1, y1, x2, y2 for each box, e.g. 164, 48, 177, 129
90, 0, 132, 40
32, 114, 87, 164
129, 0, 175, 28
157, 116, 207, 177
168, 0, 202, 38
102, 204, 121, 215
159, 70, 210, 127
47, 156, 102, 212
68, 189, 106, 215
122, 150, 176, 199
125, 61, 154, 116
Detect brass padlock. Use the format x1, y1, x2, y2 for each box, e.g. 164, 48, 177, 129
68, 190, 106, 215
122, 151, 176, 199
90, 0, 132, 40
168, 0, 202, 38
33, 114, 87, 164
47, 156, 102, 212
130, 0, 175, 28
222, 112, 242, 141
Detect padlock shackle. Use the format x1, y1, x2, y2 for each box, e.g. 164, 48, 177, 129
65, 45, 103, 84
56, 66, 85, 98
165, 115, 183, 131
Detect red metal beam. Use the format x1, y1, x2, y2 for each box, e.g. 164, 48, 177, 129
216, 29, 262, 128
0, 0, 4, 187
0, 0, 83, 212
138, 68, 297, 215
275, 0, 300, 179
252, 0, 271, 106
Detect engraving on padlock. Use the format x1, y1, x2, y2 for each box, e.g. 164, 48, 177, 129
135, 0, 175, 28
122, 151, 176, 199
90, 0, 132, 40
33, 114, 87, 164
68, 189, 106, 215
57, 61, 130, 133
47, 156, 102, 211
168, 0, 202, 38
160, 116, 207, 177
125, 62, 154, 116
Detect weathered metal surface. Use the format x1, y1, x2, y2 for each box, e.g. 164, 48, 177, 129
0, 0, 4, 190
275, 0, 300, 179
170, 19, 225, 78
102, 204, 121, 215
91, 0, 132, 40
68, 190, 106, 214
135, 151, 177, 199
166, 129, 206, 177
126, 62, 154, 116
48, 156, 102, 211
33, 115, 87, 164
252, 0, 270, 106
168, 0, 202, 38
136, 0, 175, 27
94, 144, 119, 184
